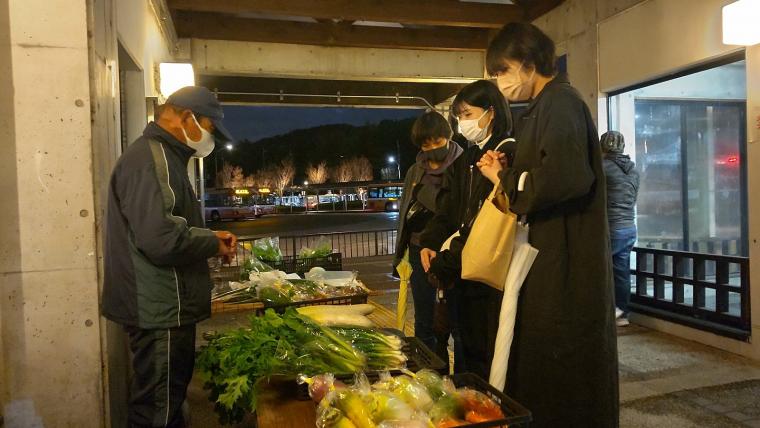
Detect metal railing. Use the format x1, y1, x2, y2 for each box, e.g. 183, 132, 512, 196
629, 247, 751, 340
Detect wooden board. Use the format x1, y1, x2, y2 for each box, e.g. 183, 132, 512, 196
256, 382, 316, 428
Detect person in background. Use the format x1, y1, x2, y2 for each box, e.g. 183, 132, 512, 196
102, 86, 237, 428
478, 22, 618, 427
600, 131, 640, 327
394, 111, 463, 365
418, 79, 515, 378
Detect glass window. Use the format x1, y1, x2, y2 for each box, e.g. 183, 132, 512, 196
368, 187, 381, 198
608, 59, 747, 256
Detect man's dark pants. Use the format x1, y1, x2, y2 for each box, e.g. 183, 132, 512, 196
124, 324, 196, 428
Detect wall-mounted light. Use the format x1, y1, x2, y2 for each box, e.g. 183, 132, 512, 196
723, 0, 760, 46
159, 63, 195, 97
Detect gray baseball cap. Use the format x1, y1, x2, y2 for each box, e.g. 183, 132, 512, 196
166, 86, 234, 142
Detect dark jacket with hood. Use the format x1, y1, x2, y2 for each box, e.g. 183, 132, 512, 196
394, 143, 463, 267
603, 153, 639, 230
102, 122, 219, 329
496, 73, 618, 428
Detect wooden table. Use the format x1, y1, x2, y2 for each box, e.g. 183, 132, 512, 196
256, 381, 317, 428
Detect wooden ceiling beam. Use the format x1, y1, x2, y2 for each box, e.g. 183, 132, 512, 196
168, 0, 525, 29
174, 11, 491, 51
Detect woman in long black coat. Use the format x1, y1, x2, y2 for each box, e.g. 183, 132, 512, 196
478, 23, 619, 427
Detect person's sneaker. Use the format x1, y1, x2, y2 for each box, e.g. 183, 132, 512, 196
616, 317, 630, 327
615, 307, 624, 319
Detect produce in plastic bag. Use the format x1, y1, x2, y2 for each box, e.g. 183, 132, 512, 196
318, 406, 360, 428
300, 236, 333, 259
413, 369, 453, 401
251, 236, 283, 262
384, 375, 434, 412
428, 394, 464, 424
365, 391, 415, 423
377, 420, 429, 428
239, 257, 273, 280
334, 389, 376, 428
458, 388, 505, 422
298, 373, 347, 403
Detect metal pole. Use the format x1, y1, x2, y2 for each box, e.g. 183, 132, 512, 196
216, 91, 438, 110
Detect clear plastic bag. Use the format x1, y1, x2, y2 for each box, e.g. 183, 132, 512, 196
300, 236, 333, 259
251, 236, 283, 262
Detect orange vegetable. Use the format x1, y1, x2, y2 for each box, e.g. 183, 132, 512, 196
435, 418, 468, 428
459, 389, 505, 420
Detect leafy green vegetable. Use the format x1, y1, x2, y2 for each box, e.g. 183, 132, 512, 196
251, 237, 283, 262
196, 309, 369, 423
239, 258, 273, 280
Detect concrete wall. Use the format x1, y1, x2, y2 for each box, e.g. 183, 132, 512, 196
531, 0, 648, 126
116, 0, 175, 98
0, 0, 104, 425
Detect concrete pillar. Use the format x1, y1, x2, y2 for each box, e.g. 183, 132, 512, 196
0, 0, 105, 425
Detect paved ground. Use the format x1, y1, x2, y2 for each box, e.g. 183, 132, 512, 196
189, 256, 760, 427
207, 212, 399, 238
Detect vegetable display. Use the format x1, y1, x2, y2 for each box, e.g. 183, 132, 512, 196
314, 370, 507, 428
196, 309, 408, 424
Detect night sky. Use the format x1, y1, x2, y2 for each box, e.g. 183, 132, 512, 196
223, 105, 422, 142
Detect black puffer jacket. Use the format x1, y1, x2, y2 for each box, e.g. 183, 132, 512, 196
603, 153, 639, 230
419, 135, 515, 281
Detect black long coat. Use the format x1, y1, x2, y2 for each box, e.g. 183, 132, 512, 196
498, 74, 619, 427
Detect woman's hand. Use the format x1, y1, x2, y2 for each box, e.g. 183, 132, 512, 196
420, 248, 437, 273
477, 150, 505, 185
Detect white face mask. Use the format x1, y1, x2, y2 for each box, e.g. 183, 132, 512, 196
497, 63, 536, 102
458, 109, 491, 145
181, 113, 215, 158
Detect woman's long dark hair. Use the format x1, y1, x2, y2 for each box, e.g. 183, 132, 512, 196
451, 80, 513, 142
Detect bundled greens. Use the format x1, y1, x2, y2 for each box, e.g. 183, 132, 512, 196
196, 309, 409, 424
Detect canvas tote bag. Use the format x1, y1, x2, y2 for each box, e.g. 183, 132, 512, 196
461, 140, 518, 289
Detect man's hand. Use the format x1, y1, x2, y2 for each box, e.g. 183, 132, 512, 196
214, 231, 237, 263
477, 150, 505, 186
420, 248, 437, 273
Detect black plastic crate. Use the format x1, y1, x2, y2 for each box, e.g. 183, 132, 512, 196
265, 252, 342, 274
254, 292, 369, 316
296, 335, 447, 400
450, 373, 532, 427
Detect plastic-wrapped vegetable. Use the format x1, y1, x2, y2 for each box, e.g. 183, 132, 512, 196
251, 236, 283, 262
458, 388, 504, 422
385, 375, 434, 412
335, 389, 376, 428
377, 421, 429, 428
299, 373, 347, 403
365, 391, 415, 423
413, 369, 450, 401
428, 394, 464, 424
257, 285, 291, 305
300, 236, 333, 259
239, 257, 273, 280
318, 406, 360, 428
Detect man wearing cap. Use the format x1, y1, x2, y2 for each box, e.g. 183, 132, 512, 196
600, 131, 640, 327
102, 86, 237, 427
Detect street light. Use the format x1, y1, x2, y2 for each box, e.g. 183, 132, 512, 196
387, 155, 400, 180
304, 181, 309, 186
225, 143, 233, 151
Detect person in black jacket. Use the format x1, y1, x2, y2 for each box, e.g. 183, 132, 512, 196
600, 131, 640, 326
394, 111, 463, 365
102, 86, 237, 428
418, 80, 515, 377
478, 23, 618, 428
